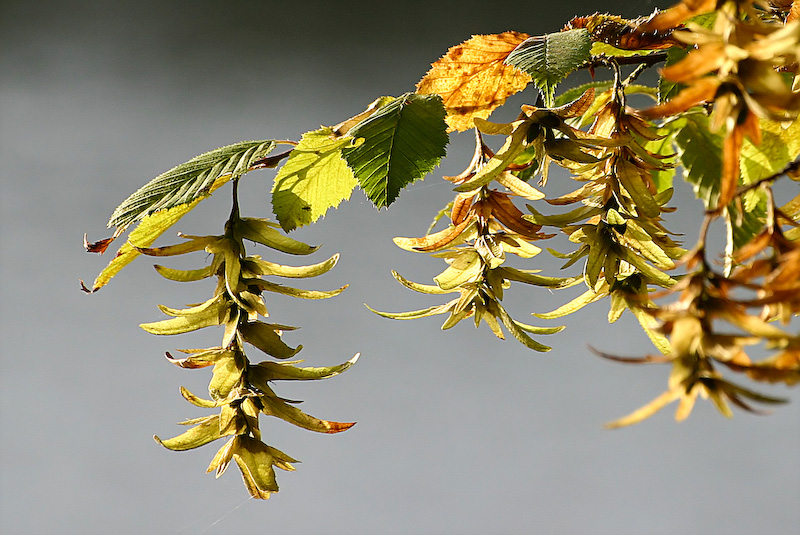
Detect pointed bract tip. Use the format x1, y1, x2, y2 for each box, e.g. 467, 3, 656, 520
79, 280, 97, 294
83, 232, 115, 254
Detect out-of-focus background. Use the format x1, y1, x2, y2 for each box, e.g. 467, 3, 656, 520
2, 1, 798, 533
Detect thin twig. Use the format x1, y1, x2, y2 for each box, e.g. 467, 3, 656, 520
582, 51, 668, 71
735, 157, 800, 197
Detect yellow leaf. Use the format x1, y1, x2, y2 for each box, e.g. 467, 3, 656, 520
260, 396, 356, 433
605, 387, 683, 429
153, 415, 223, 451
88, 196, 208, 292
392, 219, 476, 252
416, 32, 532, 131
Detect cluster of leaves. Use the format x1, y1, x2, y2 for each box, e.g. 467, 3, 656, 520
85, 0, 800, 499
367, 0, 800, 426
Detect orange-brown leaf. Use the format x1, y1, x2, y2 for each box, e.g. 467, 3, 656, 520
483, 192, 546, 238
451, 193, 476, 224
790, 2, 800, 25
553, 87, 596, 118
638, 77, 721, 119
393, 218, 474, 252
718, 125, 744, 210
747, 348, 800, 385
83, 234, 115, 254
638, 0, 718, 32
660, 43, 725, 83
416, 32, 532, 132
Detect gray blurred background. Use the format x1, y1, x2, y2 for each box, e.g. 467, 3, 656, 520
2, 1, 798, 533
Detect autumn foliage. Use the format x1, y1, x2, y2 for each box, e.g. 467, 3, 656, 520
85, 0, 800, 499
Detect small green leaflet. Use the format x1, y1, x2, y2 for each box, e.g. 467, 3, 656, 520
643, 128, 680, 193
271, 127, 359, 232
658, 47, 688, 104
342, 93, 448, 208
675, 113, 721, 209
728, 200, 767, 252
108, 140, 276, 230
505, 29, 592, 106
740, 116, 800, 189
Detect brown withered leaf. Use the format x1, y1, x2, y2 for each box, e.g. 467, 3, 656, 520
416, 32, 532, 132
566, 13, 682, 50
746, 347, 800, 385
481, 191, 549, 239
83, 234, 115, 254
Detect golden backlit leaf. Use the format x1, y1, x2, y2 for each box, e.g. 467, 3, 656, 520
416, 32, 532, 131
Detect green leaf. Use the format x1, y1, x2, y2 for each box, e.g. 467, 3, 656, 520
590, 42, 660, 58
740, 116, 800, 187
505, 29, 592, 106
533, 283, 609, 319
248, 353, 359, 382
154, 415, 223, 451
616, 158, 661, 218
109, 140, 275, 230
140, 294, 229, 335
342, 93, 449, 208
251, 279, 348, 300
365, 302, 454, 320
675, 113, 722, 209
234, 217, 319, 255
677, 113, 799, 251
260, 396, 356, 433
245, 253, 340, 279
488, 299, 554, 352
642, 127, 680, 192
727, 199, 768, 252
230, 435, 295, 498
454, 120, 531, 193
209, 352, 245, 401
496, 266, 582, 289
239, 321, 302, 359
390, 270, 455, 295
271, 127, 359, 232
554, 80, 613, 107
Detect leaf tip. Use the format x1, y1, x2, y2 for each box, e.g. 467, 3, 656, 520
84, 232, 116, 254
79, 279, 96, 294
